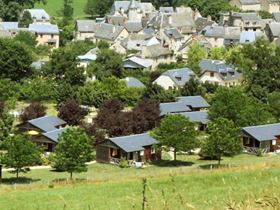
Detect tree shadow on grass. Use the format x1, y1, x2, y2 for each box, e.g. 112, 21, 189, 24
1, 177, 41, 185
51, 178, 87, 184
151, 160, 194, 167
199, 163, 236, 170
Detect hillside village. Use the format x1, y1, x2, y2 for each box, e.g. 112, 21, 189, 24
0, 0, 280, 209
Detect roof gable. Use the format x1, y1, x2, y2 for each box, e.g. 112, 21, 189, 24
242, 123, 280, 141
28, 116, 66, 132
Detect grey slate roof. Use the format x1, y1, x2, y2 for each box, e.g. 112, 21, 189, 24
195, 17, 216, 32
42, 127, 67, 143
145, 44, 172, 58
28, 116, 66, 132
29, 23, 59, 34
159, 7, 174, 13
112, 1, 141, 13
273, 12, 280, 22
160, 102, 191, 116
123, 56, 153, 68
202, 25, 225, 38
121, 77, 145, 88
30, 60, 45, 70
239, 0, 260, 4
0, 22, 18, 30
76, 20, 99, 32
125, 22, 143, 32
268, 22, 280, 37
199, 59, 242, 81
177, 96, 210, 109
94, 23, 125, 41
242, 123, 280, 141
25, 9, 50, 21
164, 28, 184, 39
162, 68, 196, 87
109, 133, 157, 153
78, 47, 100, 61
174, 111, 210, 125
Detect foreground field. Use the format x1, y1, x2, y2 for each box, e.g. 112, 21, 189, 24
35, 0, 88, 18
1, 154, 280, 209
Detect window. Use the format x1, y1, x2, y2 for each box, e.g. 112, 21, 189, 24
151, 148, 155, 154
51, 34, 54, 38
175, 76, 182, 81
272, 140, 276, 146
245, 137, 250, 145
40, 34, 43, 38
140, 150, 144, 156
210, 72, 214, 77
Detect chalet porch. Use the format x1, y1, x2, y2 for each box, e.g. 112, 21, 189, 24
242, 136, 280, 153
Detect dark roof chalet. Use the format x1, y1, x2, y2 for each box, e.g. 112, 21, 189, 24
109, 133, 157, 153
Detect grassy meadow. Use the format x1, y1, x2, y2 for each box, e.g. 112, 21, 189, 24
35, 0, 88, 18
1, 154, 280, 209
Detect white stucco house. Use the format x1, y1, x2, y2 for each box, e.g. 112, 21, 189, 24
153, 68, 196, 90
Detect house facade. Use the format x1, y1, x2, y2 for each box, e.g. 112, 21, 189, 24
29, 23, 60, 48
153, 68, 196, 90
96, 133, 161, 164
17, 116, 67, 152
230, 0, 261, 11
199, 59, 243, 86
241, 123, 280, 152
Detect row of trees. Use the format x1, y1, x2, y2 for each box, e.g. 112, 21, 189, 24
152, 114, 242, 165
0, 127, 94, 179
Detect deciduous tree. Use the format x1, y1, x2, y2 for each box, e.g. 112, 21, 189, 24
58, 99, 88, 126
201, 118, 242, 165
152, 114, 197, 160
52, 128, 93, 179
0, 134, 41, 179
20, 102, 47, 122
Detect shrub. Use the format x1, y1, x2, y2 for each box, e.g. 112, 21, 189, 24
119, 157, 129, 168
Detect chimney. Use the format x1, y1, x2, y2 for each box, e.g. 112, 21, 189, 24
168, 15, 172, 24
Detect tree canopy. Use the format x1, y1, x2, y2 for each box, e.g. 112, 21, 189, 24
152, 114, 197, 160
52, 127, 94, 179
201, 118, 242, 165
0, 134, 41, 179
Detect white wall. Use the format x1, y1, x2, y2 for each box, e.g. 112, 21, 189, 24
153, 75, 176, 90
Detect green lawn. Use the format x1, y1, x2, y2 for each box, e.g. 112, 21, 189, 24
35, 0, 88, 19
1, 154, 280, 209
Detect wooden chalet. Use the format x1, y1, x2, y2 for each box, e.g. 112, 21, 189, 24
241, 123, 280, 153
96, 133, 161, 164
17, 116, 67, 152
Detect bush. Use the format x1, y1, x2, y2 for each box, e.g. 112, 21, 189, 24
119, 157, 129, 168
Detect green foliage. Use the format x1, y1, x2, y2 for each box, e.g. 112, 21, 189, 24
259, 10, 273, 19
59, 24, 75, 47
87, 49, 123, 79
180, 77, 206, 96
187, 42, 207, 74
143, 83, 179, 103
0, 134, 41, 179
18, 10, 33, 28
209, 87, 274, 127
268, 91, 280, 119
0, 102, 14, 141
0, 38, 33, 81
84, 0, 113, 17
20, 78, 56, 101
59, 0, 73, 26
208, 47, 227, 60
64, 40, 96, 57
77, 77, 143, 107
43, 47, 86, 86
54, 81, 79, 106
77, 81, 110, 107
152, 114, 197, 160
227, 38, 280, 102
1, 2, 22, 21
119, 157, 129, 168
14, 31, 38, 49
201, 118, 242, 165
0, 79, 20, 101
184, 0, 234, 21
52, 127, 94, 179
